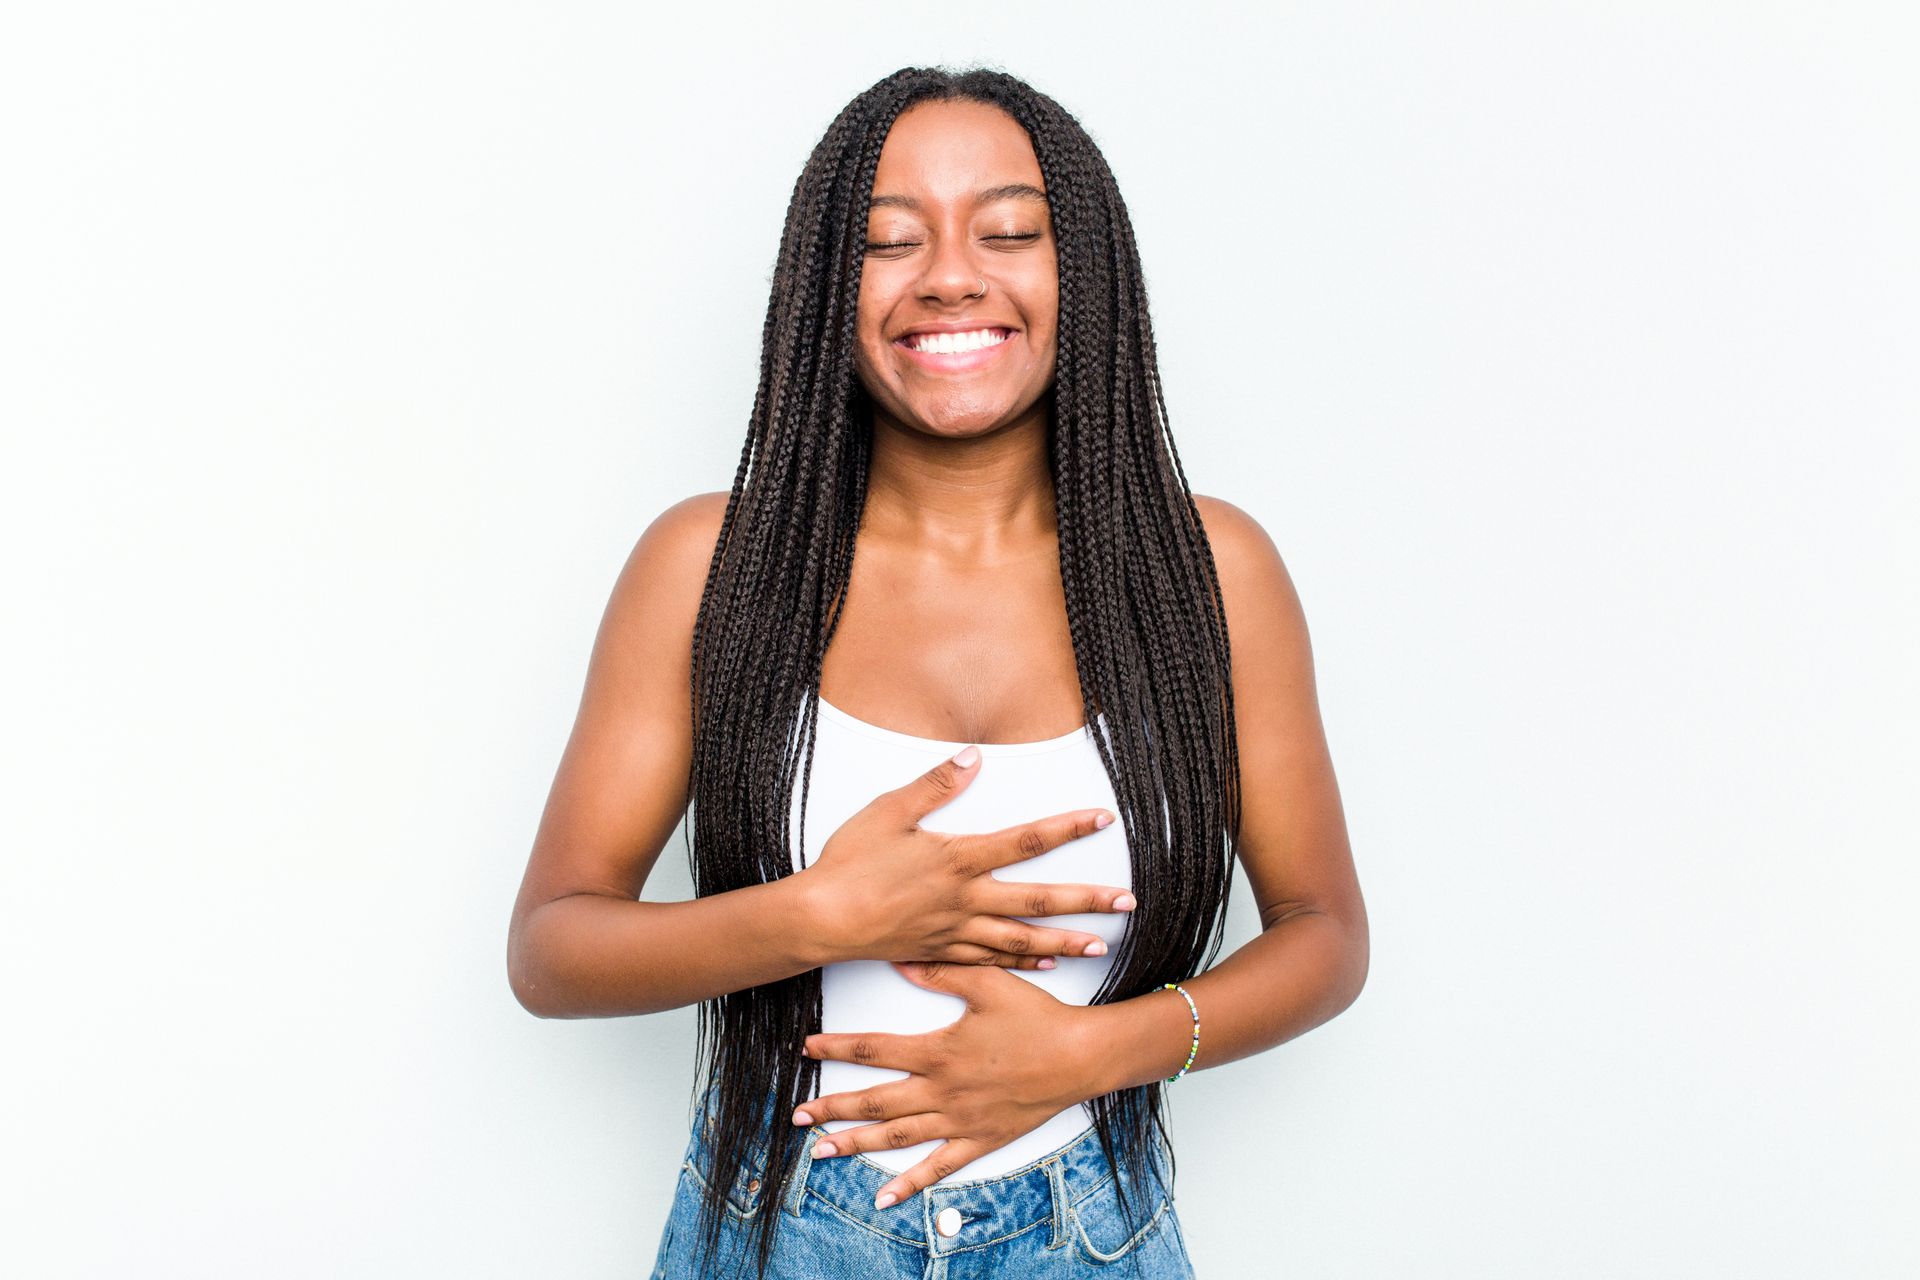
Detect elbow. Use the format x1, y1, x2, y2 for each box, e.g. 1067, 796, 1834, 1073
1265, 898, 1368, 1016
507, 921, 563, 1020
1332, 909, 1369, 1013
510, 968, 556, 1020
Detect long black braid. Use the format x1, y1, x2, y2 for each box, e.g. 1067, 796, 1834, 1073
681, 64, 1241, 1279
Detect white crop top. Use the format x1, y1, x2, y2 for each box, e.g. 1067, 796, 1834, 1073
787, 693, 1133, 1186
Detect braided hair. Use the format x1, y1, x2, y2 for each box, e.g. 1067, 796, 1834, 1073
682, 64, 1241, 1278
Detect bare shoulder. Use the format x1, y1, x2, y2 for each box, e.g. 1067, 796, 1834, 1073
1190, 493, 1310, 652
600, 490, 730, 634
625, 489, 731, 586
576, 489, 732, 738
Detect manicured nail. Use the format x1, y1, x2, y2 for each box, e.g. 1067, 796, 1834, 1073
1114, 893, 1137, 911
875, 1191, 897, 1209
792, 1110, 813, 1126
952, 745, 979, 768
1084, 939, 1107, 956
1093, 811, 1114, 828
813, 1141, 836, 1157
1037, 958, 1056, 970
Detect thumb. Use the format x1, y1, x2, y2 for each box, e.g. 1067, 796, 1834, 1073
890, 744, 982, 824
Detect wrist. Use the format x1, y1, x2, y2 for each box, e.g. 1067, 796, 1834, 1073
782, 869, 843, 968
1077, 987, 1200, 1096
1069, 1001, 1126, 1099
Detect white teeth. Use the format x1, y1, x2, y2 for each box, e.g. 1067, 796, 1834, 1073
906, 328, 1009, 354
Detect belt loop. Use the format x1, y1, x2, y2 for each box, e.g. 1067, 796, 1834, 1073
1044, 1156, 1071, 1250
784, 1127, 816, 1217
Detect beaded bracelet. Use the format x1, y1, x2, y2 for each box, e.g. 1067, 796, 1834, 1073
1162, 983, 1200, 1082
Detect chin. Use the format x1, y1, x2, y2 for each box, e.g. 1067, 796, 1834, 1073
915, 404, 1019, 436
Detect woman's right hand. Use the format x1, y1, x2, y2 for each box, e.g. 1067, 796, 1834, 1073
797, 745, 1135, 970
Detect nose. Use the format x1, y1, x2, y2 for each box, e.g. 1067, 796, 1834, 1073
916, 227, 986, 304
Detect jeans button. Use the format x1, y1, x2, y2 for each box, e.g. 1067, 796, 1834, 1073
936, 1206, 963, 1238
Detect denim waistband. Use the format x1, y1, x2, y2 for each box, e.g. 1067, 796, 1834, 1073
681, 1082, 1174, 1260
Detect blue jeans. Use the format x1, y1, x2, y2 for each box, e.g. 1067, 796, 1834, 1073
650, 1084, 1196, 1278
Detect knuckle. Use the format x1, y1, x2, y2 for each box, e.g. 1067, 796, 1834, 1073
1024, 890, 1053, 916
929, 1157, 957, 1181
1001, 930, 1031, 955
884, 1124, 912, 1149
942, 844, 977, 881
858, 1094, 886, 1121
851, 1038, 878, 1064
1015, 827, 1047, 860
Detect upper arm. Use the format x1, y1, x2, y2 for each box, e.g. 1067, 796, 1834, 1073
1192, 495, 1365, 940
508, 491, 730, 938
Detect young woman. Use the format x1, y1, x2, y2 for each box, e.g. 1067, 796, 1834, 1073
507, 65, 1367, 1279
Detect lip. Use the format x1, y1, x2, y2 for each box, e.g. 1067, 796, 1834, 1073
891, 326, 1018, 373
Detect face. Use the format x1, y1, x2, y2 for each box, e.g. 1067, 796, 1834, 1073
853, 98, 1060, 439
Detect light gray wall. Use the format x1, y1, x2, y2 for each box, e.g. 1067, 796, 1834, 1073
4, 3, 1914, 1276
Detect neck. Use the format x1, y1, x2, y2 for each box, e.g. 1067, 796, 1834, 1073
860, 401, 1059, 568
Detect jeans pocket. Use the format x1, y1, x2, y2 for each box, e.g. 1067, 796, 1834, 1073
680, 1130, 773, 1224
1066, 1175, 1180, 1266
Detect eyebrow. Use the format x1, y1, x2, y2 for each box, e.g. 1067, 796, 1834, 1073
868, 182, 1049, 212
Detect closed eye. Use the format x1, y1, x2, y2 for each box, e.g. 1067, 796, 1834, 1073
863, 233, 1042, 252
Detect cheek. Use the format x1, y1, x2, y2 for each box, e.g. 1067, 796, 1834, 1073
856, 282, 897, 351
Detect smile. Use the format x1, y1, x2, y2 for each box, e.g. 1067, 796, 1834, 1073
892, 327, 1017, 372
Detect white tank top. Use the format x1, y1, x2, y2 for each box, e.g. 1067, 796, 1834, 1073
787, 693, 1133, 1185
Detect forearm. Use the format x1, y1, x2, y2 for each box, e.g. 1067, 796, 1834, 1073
1076, 908, 1367, 1095
511, 873, 827, 1018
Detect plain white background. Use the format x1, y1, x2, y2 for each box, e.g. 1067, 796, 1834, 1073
3, 3, 1914, 1276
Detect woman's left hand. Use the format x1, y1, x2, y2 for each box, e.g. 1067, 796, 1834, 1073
794, 960, 1104, 1209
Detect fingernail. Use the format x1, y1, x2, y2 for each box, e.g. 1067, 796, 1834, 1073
1038, 957, 1056, 969
792, 1110, 813, 1126
1084, 939, 1107, 956
875, 1191, 897, 1209
1093, 811, 1114, 828
1114, 893, 1136, 911
951, 745, 979, 768
813, 1141, 836, 1157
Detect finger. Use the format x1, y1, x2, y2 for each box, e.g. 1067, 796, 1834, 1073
940, 941, 1057, 971
790, 1078, 922, 1127
874, 1140, 982, 1210
884, 745, 984, 827
967, 919, 1111, 959
951, 807, 1116, 873
890, 959, 1010, 1007
809, 1111, 945, 1160
800, 1030, 928, 1073
985, 881, 1138, 920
